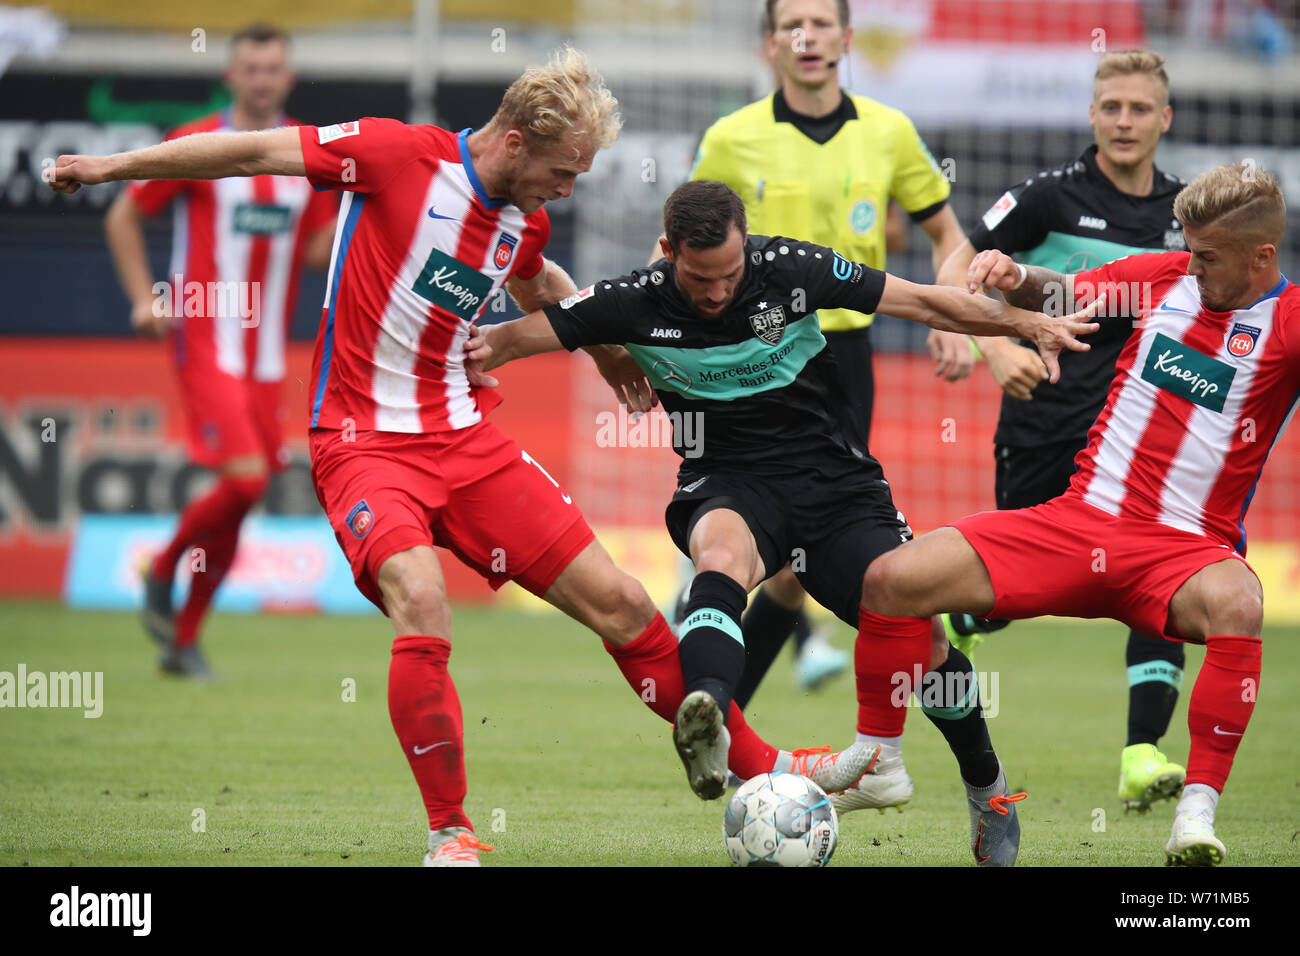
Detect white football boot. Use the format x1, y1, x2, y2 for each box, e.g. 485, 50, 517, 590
423, 827, 493, 867
829, 742, 914, 813
1165, 789, 1225, 866
790, 742, 881, 794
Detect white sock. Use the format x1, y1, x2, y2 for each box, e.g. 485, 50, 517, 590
856, 733, 902, 751
1181, 783, 1220, 811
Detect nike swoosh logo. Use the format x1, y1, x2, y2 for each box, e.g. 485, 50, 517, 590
427, 206, 457, 221
413, 741, 453, 754
1157, 302, 1192, 313
1212, 725, 1244, 736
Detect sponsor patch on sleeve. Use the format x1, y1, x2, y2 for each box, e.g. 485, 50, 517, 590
318, 121, 361, 145
559, 285, 595, 310
981, 191, 1017, 231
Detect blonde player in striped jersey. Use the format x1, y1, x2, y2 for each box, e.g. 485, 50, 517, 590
862, 163, 1294, 865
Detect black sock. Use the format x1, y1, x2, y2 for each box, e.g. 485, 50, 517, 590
791, 608, 812, 653
947, 613, 1012, 636
1126, 629, 1184, 746
678, 570, 749, 721
921, 646, 999, 787
733, 588, 799, 710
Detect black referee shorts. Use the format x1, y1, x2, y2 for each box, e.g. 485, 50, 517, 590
664, 463, 912, 628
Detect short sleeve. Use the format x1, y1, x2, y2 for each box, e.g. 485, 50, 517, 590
1073, 251, 1192, 318
543, 279, 633, 350
889, 113, 951, 221
128, 177, 186, 217
967, 177, 1051, 254
298, 118, 419, 193
780, 240, 887, 318
511, 210, 551, 282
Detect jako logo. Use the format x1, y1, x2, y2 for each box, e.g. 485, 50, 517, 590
650, 328, 681, 339
1077, 215, 1108, 230
50, 886, 151, 936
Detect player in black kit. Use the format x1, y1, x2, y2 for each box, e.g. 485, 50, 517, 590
934, 51, 1190, 814
471, 180, 1103, 865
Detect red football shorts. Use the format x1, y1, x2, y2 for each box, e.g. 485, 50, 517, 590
309, 420, 594, 613
951, 492, 1256, 641
177, 363, 286, 470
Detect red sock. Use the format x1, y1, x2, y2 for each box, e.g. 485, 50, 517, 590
1186, 634, 1261, 792
151, 474, 267, 581
174, 521, 241, 648
603, 612, 778, 779
388, 635, 471, 832
855, 608, 931, 737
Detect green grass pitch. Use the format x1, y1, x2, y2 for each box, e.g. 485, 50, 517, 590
1, 600, 1296, 867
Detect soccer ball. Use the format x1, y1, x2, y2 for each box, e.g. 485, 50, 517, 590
723, 772, 838, 867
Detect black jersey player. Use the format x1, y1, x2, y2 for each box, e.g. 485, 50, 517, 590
471, 180, 1103, 865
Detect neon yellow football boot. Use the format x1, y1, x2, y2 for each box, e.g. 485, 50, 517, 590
1118, 743, 1186, 813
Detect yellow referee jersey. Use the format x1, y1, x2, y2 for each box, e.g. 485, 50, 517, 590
691, 91, 950, 331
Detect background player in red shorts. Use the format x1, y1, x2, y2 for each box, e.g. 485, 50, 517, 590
54, 47, 875, 867
103, 24, 338, 678
863, 162, 1293, 866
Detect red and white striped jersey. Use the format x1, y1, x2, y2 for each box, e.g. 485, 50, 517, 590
298, 118, 551, 433
1070, 251, 1300, 552
129, 111, 338, 382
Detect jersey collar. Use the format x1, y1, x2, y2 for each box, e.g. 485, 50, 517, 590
772, 89, 857, 144
1247, 274, 1291, 308
1080, 143, 1176, 200
458, 127, 508, 210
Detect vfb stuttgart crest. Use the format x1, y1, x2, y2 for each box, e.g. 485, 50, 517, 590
1227, 323, 1261, 357
748, 304, 787, 345
494, 233, 518, 269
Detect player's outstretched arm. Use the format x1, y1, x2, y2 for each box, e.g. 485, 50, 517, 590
920, 208, 977, 382
877, 273, 1102, 384
48, 127, 306, 194
966, 249, 1073, 314
948, 244, 1058, 401
473, 311, 564, 373
506, 259, 657, 412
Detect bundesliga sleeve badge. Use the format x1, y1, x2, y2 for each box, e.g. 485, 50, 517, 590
318, 121, 360, 145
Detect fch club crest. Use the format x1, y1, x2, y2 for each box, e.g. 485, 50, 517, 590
1227, 323, 1261, 357
748, 304, 787, 345
494, 233, 519, 269
346, 499, 375, 538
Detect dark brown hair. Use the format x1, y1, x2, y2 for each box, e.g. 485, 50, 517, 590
663, 181, 747, 253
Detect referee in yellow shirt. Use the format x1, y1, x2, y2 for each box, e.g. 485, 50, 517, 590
689, 0, 971, 711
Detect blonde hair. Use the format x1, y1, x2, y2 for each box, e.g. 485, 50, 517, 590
1094, 50, 1170, 105
484, 46, 621, 156
1174, 162, 1286, 246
